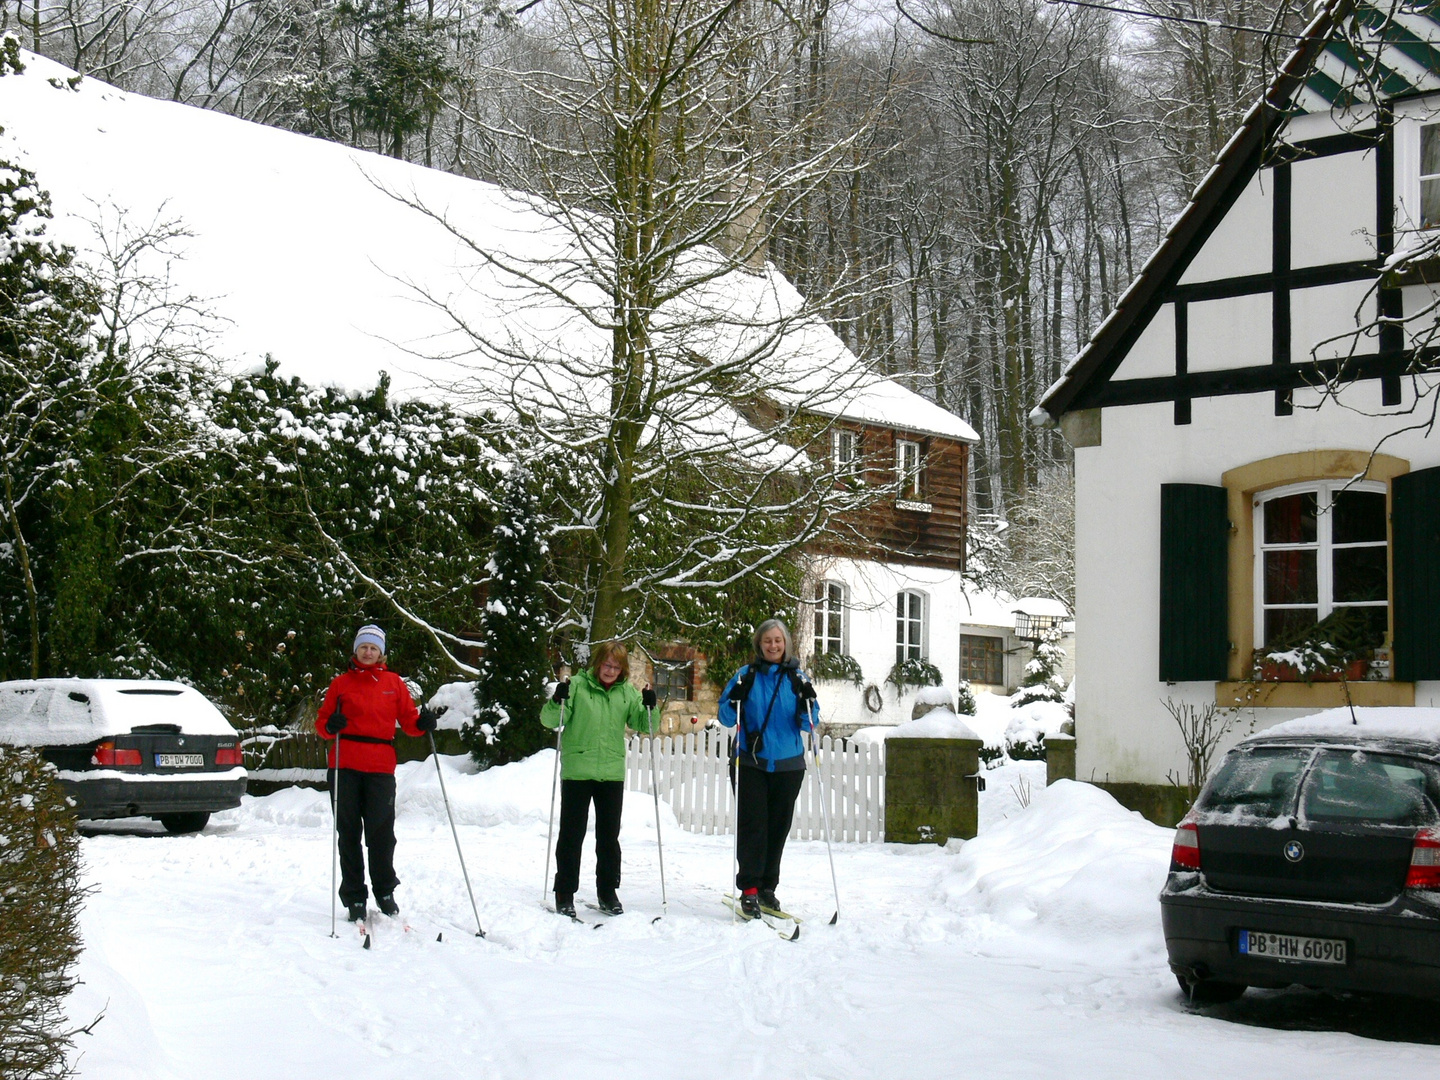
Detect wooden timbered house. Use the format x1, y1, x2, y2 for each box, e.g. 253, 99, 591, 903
1034, 1, 1440, 794
798, 391, 979, 731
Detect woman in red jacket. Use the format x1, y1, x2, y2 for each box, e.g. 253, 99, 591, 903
316, 624, 432, 922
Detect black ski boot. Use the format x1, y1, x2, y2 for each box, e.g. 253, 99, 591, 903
555, 892, 576, 918
597, 888, 624, 916
346, 901, 367, 923
740, 890, 761, 919
377, 894, 400, 918
758, 889, 781, 915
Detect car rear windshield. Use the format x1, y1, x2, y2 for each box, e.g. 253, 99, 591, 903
1300, 750, 1440, 827
1198, 746, 1313, 819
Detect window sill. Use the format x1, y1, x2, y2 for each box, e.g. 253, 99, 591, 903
895, 499, 933, 513
1216, 680, 1415, 708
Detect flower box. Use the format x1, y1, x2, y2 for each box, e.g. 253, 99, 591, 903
1255, 657, 1371, 683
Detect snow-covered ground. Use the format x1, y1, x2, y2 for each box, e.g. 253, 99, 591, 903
65, 755, 1440, 1078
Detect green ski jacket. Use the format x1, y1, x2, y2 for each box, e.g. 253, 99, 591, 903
540, 668, 653, 782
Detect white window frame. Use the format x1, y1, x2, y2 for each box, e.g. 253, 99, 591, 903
1253, 479, 1388, 650
832, 429, 859, 474
896, 438, 923, 500
1421, 121, 1440, 229
896, 589, 928, 663
813, 580, 848, 656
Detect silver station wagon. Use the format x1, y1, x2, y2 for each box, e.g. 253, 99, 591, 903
0, 678, 247, 833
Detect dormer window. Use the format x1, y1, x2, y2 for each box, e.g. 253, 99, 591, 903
1422, 123, 1440, 228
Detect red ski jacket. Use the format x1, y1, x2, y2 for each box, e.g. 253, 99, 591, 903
315, 660, 422, 774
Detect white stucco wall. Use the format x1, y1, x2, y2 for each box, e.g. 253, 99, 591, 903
1070, 95, 1440, 785
1074, 388, 1440, 786
803, 557, 967, 691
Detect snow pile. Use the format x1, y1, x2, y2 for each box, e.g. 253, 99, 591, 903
913, 686, 954, 709
937, 780, 1171, 955
1254, 706, 1440, 743
852, 710, 982, 743
1002, 700, 1072, 754
424, 681, 477, 732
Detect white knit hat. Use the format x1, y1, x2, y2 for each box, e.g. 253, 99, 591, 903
353, 624, 386, 655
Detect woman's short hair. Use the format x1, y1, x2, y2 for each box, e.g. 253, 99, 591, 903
589, 640, 631, 681
752, 619, 793, 663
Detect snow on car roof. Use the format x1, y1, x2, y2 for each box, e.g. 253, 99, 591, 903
0, 679, 236, 746
1247, 707, 1440, 745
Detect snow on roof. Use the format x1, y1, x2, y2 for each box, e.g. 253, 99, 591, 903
1012, 597, 1070, 618
0, 51, 973, 448
805, 378, 977, 442
0, 679, 236, 745
957, 582, 1020, 629
1249, 707, 1440, 744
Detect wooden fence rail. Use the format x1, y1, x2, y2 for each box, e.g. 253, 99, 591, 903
625, 732, 884, 842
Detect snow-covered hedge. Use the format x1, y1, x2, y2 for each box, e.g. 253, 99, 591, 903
0, 745, 87, 1079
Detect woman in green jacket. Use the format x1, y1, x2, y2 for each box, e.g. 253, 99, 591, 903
542, 640, 655, 917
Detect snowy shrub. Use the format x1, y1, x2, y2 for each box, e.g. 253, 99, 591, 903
810, 651, 863, 685
1011, 630, 1066, 708
885, 658, 943, 692
954, 679, 977, 717
0, 746, 87, 1079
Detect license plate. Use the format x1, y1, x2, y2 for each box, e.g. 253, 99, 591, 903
1238, 930, 1347, 965
155, 753, 205, 768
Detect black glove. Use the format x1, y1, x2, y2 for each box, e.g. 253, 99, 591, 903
797, 679, 817, 703
551, 680, 570, 703
324, 708, 348, 735
416, 706, 439, 733
642, 687, 657, 709
727, 682, 745, 705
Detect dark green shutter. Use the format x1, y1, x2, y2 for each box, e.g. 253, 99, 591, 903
1392, 467, 1440, 681
1159, 483, 1230, 682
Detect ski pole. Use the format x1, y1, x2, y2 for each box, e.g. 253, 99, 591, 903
806, 698, 840, 925
329, 727, 341, 938
542, 691, 567, 906
646, 704, 667, 917
730, 696, 742, 922
429, 731, 485, 938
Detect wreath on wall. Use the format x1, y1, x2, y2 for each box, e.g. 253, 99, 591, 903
863, 684, 884, 713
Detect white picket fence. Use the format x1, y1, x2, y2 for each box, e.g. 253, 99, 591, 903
625, 731, 884, 842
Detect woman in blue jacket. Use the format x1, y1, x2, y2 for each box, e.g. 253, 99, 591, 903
718, 618, 817, 919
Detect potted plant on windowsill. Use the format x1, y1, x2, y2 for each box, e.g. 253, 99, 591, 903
1250, 608, 1379, 683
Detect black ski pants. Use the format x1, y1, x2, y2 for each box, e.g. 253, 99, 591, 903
553, 778, 624, 898
735, 764, 805, 893
329, 768, 398, 906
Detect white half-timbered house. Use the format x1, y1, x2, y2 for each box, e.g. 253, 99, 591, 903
1034, 1, 1440, 792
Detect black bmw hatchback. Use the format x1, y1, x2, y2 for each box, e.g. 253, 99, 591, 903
1161, 708, 1440, 1003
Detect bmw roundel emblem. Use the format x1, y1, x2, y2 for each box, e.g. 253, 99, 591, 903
1284, 840, 1305, 863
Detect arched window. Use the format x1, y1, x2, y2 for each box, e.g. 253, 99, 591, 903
813, 581, 847, 655
896, 590, 927, 662
1256, 480, 1388, 650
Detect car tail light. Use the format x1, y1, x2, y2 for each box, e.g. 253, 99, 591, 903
91, 741, 142, 767
1406, 827, 1440, 890
1171, 818, 1201, 871
214, 745, 244, 767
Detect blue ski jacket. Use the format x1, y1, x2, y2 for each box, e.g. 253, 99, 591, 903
718, 661, 817, 773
